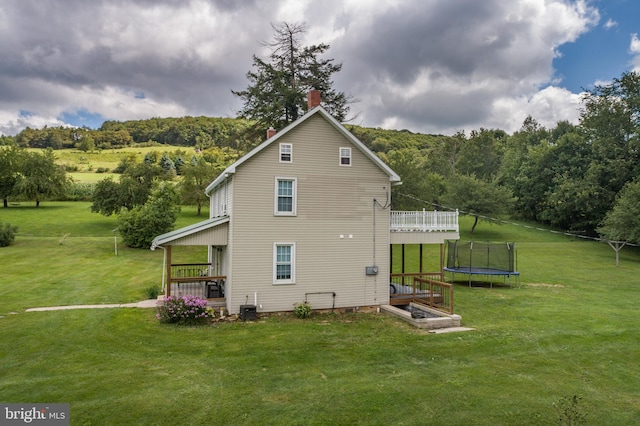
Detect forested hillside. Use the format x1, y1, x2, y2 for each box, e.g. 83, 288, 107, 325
3, 71, 640, 243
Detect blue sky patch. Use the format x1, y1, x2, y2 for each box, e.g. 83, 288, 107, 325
59, 110, 106, 129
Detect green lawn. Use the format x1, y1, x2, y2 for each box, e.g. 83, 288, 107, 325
1, 205, 640, 424
36, 146, 197, 182
69, 172, 119, 183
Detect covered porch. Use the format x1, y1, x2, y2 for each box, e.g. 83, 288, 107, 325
151, 217, 229, 305
164, 259, 226, 300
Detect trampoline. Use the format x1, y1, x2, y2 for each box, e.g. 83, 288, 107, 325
444, 240, 520, 288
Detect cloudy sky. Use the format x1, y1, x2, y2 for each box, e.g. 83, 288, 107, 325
1, 0, 639, 136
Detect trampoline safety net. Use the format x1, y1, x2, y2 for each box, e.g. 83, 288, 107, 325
446, 240, 517, 273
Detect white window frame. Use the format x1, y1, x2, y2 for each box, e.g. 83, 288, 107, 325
279, 143, 292, 163
339, 147, 352, 166
273, 242, 296, 284
274, 177, 297, 216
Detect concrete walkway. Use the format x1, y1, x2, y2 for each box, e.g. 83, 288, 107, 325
25, 299, 158, 312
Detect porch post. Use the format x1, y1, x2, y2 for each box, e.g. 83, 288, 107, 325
419, 244, 424, 273
439, 243, 444, 281
166, 245, 172, 297
401, 244, 405, 285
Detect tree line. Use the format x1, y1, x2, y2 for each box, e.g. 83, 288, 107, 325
7, 116, 263, 151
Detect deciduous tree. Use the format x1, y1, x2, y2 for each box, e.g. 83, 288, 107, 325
13, 149, 69, 207
0, 146, 23, 208
118, 182, 181, 248
179, 157, 222, 216
442, 174, 513, 233
91, 161, 164, 216
598, 180, 640, 244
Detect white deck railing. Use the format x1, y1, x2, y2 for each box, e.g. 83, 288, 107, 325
390, 210, 459, 232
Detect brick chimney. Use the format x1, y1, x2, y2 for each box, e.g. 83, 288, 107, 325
307, 90, 321, 110
267, 127, 276, 139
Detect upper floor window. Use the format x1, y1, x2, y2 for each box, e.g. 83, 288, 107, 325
275, 177, 297, 216
211, 184, 228, 217
280, 143, 292, 163
340, 147, 351, 166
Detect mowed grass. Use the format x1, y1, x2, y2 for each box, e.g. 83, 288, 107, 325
0, 202, 207, 310
35, 146, 198, 182
1, 205, 640, 424
69, 172, 119, 183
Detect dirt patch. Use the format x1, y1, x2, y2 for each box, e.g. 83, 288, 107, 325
525, 283, 565, 288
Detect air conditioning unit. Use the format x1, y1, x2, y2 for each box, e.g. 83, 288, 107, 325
239, 305, 257, 321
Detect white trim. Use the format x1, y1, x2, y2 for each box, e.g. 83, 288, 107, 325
339, 147, 352, 166
274, 177, 297, 216
279, 143, 292, 163
273, 242, 296, 284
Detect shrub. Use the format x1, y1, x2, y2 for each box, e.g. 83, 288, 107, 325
146, 285, 161, 300
156, 295, 212, 325
0, 223, 18, 247
554, 395, 587, 425
64, 182, 95, 201
293, 302, 312, 319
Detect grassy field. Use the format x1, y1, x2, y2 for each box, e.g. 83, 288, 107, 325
1, 204, 640, 424
30, 146, 197, 183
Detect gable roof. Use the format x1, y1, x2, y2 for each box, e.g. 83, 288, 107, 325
205, 106, 401, 195
150, 216, 229, 250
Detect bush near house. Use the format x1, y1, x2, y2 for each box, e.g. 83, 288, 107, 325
293, 302, 312, 319
156, 295, 212, 325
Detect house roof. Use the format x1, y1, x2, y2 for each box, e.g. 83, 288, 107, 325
205, 106, 402, 195
150, 216, 229, 250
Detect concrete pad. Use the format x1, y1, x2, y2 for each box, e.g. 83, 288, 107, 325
428, 326, 475, 334
25, 300, 158, 312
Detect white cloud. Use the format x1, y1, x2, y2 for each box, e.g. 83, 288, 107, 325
630, 33, 640, 71
604, 18, 618, 30
0, 0, 605, 136
333, 0, 598, 133
0, 111, 67, 137
490, 86, 583, 132
0, 78, 187, 135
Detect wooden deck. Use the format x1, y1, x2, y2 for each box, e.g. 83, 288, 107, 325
389, 273, 454, 314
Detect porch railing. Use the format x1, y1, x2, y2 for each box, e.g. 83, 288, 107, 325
390, 209, 459, 232
167, 263, 225, 299
413, 277, 454, 314
390, 273, 454, 314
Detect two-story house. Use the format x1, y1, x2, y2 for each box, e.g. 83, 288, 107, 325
151, 91, 459, 315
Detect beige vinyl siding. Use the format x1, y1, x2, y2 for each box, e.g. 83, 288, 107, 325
167, 223, 228, 246
227, 114, 391, 313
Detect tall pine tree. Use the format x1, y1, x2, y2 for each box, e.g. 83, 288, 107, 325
233, 22, 349, 130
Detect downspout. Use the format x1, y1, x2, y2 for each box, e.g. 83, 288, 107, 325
372, 189, 391, 305
155, 245, 167, 293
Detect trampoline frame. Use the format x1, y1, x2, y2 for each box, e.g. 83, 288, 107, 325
444, 241, 520, 288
